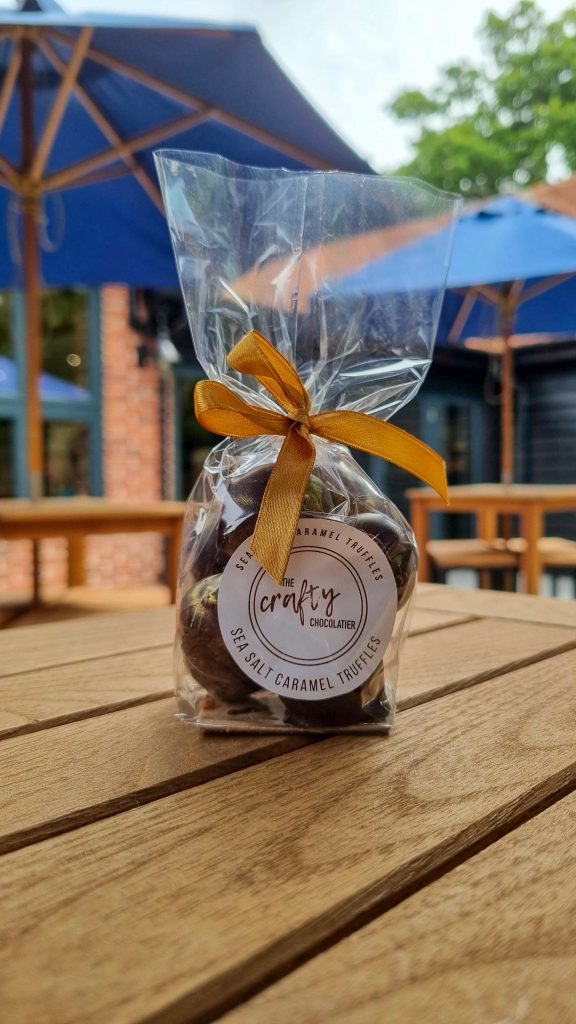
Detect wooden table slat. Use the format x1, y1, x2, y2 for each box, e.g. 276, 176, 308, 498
0, 647, 173, 740
404, 607, 475, 635
415, 586, 576, 628
0, 698, 308, 856
221, 790, 576, 1024
1, 648, 576, 1024
0, 606, 175, 678
0, 601, 475, 742
398, 616, 576, 708
2, 612, 546, 852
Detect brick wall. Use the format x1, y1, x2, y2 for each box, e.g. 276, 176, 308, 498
85, 285, 165, 589
0, 285, 174, 600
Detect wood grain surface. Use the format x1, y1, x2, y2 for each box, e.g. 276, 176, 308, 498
221, 791, 576, 1024
2, 610, 568, 853
416, 586, 576, 627
0, 606, 175, 677
398, 616, 576, 707
0, 603, 475, 743
0, 647, 173, 739
0, 698, 309, 854
1, 648, 576, 1024
404, 607, 475, 635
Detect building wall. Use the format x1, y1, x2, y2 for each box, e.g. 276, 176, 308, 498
0, 286, 173, 600
85, 285, 166, 589
519, 345, 576, 539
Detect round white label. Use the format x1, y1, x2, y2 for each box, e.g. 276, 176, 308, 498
217, 517, 397, 701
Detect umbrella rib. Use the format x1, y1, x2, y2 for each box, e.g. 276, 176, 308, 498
0, 28, 23, 137
448, 287, 479, 341
54, 164, 132, 190
41, 109, 211, 193
0, 153, 19, 188
46, 27, 334, 170
476, 283, 503, 304
38, 36, 164, 212
46, 27, 212, 111
518, 272, 576, 305
30, 27, 93, 184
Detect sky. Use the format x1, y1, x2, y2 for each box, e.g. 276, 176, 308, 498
12, 0, 574, 170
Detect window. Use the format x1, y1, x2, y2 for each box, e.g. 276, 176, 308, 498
43, 422, 89, 497
443, 404, 472, 486
0, 292, 12, 357
0, 420, 13, 497
42, 289, 89, 388
177, 377, 220, 498
0, 289, 101, 497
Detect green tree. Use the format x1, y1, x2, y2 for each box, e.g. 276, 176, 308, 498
388, 1, 576, 196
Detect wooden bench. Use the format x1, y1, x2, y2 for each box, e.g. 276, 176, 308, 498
426, 539, 520, 588
427, 536, 576, 592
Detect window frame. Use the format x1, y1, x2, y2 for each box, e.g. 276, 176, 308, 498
0, 288, 102, 498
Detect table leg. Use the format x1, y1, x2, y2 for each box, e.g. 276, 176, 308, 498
477, 507, 497, 541
166, 522, 182, 603
410, 498, 431, 583
32, 539, 41, 605
522, 505, 543, 596
67, 536, 87, 588
476, 507, 498, 588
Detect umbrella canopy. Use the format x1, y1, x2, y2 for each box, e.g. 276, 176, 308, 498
0, 0, 370, 496
0, 353, 89, 400
328, 196, 576, 482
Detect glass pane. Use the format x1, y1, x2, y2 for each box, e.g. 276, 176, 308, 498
440, 404, 473, 540
42, 289, 89, 389
0, 420, 14, 496
179, 378, 220, 497
443, 404, 472, 486
43, 421, 89, 497
0, 292, 12, 358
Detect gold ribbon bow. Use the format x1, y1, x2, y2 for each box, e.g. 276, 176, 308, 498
195, 330, 448, 584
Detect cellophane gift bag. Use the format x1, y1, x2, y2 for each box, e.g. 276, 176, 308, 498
155, 151, 460, 734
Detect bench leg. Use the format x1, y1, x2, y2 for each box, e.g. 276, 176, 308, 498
32, 540, 42, 605
479, 569, 491, 590
166, 523, 182, 603
67, 536, 87, 588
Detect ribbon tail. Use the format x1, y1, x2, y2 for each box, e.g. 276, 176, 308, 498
250, 425, 316, 585
313, 410, 449, 503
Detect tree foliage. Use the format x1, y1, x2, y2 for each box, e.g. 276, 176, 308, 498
388, 1, 576, 196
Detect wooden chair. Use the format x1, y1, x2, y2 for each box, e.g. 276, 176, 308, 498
426, 539, 521, 589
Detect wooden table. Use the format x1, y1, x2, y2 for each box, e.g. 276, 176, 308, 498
407, 483, 576, 595
1, 584, 576, 1023
0, 498, 186, 602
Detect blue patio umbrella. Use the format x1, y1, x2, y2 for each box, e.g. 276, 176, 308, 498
0, 353, 89, 400
327, 196, 576, 482
0, 0, 370, 497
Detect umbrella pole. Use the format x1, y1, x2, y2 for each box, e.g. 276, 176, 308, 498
501, 338, 514, 485
21, 36, 43, 501
23, 194, 43, 501
499, 292, 516, 486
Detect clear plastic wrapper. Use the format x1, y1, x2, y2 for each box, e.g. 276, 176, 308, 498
155, 151, 460, 734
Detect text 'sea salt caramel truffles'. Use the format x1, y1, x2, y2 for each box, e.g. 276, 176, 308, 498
155, 150, 460, 733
